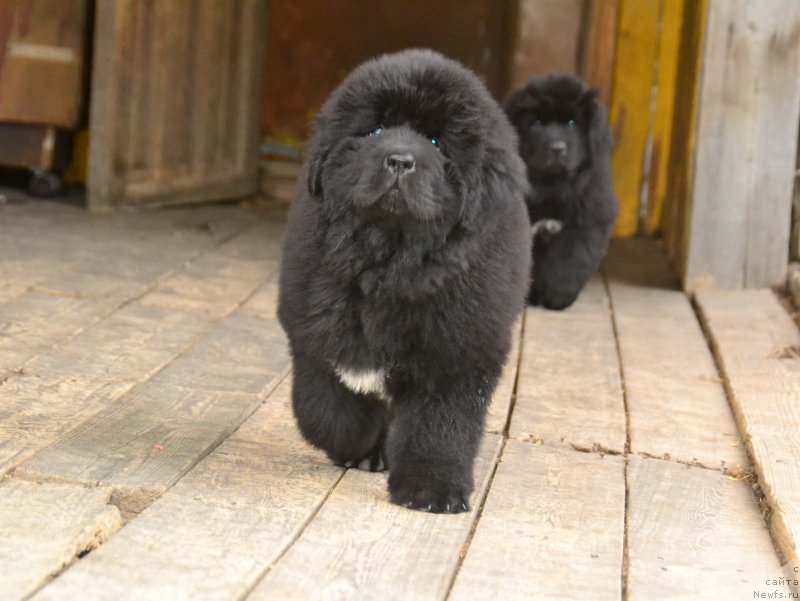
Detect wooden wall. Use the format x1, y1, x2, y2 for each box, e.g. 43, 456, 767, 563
260, 0, 516, 152
607, 0, 687, 237
507, 0, 585, 89
679, 0, 800, 290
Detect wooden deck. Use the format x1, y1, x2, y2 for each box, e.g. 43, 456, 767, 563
1, 196, 798, 600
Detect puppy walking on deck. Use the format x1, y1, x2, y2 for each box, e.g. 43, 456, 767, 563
505, 75, 619, 310
277, 50, 530, 513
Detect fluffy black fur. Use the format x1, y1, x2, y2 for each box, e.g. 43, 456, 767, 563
504, 74, 618, 310
278, 50, 530, 514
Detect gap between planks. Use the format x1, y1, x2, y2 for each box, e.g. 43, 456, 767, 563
601, 263, 634, 601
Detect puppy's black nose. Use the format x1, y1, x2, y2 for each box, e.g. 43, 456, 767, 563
550, 141, 567, 157
385, 153, 416, 176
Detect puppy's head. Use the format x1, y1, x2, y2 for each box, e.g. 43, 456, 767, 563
306, 49, 527, 231
504, 75, 609, 182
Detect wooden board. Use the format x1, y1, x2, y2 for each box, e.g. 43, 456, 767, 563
0, 202, 257, 379
485, 316, 522, 434
0, 0, 89, 127
261, 0, 516, 147
449, 441, 625, 601
0, 304, 216, 477
511, 276, 626, 453
626, 455, 788, 599
643, 0, 686, 235
604, 239, 747, 469
609, 0, 661, 237
137, 226, 280, 317
16, 312, 291, 515
662, 0, 708, 275
683, 0, 800, 289
0, 292, 117, 375
249, 435, 503, 601
0, 480, 121, 601
0, 219, 281, 476
507, 0, 584, 89
88, 0, 266, 210
580, 0, 619, 104
31, 377, 346, 601
695, 289, 800, 563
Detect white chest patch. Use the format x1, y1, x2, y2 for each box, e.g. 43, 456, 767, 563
335, 367, 389, 401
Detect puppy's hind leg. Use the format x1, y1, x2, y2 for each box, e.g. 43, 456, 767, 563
291, 353, 388, 471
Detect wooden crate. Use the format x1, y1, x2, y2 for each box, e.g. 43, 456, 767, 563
0, 0, 89, 128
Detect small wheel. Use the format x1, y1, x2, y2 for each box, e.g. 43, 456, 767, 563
28, 170, 63, 198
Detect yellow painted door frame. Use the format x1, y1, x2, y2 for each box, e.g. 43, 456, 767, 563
609, 0, 692, 237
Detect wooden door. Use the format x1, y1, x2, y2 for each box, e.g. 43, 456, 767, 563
88, 0, 266, 211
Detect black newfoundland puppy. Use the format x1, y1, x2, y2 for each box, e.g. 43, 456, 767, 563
278, 50, 530, 513
504, 74, 618, 310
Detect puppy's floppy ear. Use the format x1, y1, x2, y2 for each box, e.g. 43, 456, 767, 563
503, 77, 542, 126
580, 89, 612, 158
503, 83, 538, 127
460, 145, 530, 232
589, 104, 612, 159
306, 144, 328, 197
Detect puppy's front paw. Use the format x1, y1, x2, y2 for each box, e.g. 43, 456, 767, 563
388, 473, 470, 514
531, 218, 562, 237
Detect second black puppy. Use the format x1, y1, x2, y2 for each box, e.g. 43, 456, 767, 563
504, 75, 618, 310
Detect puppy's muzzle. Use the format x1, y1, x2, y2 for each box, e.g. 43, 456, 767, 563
384, 153, 416, 176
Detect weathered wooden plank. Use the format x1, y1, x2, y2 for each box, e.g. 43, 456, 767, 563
605, 239, 747, 468
449, 441, 625, 601
0, 0, 89, 128
609, 0, 661, 237
16, 312, 291, 515
695, 289, 800, 563
89, 0, 266, 210
511, 276, 626, 453
137, 221, 281, 317
32, 377, 344, 601
0, 219, 280, 475
249, 435, 503, 601
0, 304, 216, 476
644, 0, 686, 235
626, 455, 787, 599
0, 291, 118, 372
0, 480, 121, 601
580, 0, 619, 104
485, 316, 522, 434
662, 0, 708, 275
684, 0, 800, 289
508, 0, 584, 88
0, 205, 260, 376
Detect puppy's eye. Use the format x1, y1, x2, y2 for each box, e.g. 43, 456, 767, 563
367, 126, 383, 137
567, 119, 576, 128
430, 137, 440, 150
532, 119, 543, 128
